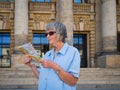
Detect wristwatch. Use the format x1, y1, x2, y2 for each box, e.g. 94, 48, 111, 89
56, 68, 61, 74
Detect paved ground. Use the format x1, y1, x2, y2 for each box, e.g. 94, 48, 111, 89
1, 84, 120, 90
2, 88, 120, 90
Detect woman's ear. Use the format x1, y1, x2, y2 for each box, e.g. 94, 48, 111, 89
59, 34, 63, 41
57, 34, 63, 41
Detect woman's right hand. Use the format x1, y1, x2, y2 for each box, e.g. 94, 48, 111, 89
24, 54, 32, 67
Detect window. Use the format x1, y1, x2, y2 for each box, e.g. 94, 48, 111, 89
32, 0, 51, 2
74, 0, 82, 3
33, 34, 48, 45
33, 33, 49, 57
73, 0, 88, 3
0, 33, 10, 68
33, 33, 49, 67
73, 34, 87, 68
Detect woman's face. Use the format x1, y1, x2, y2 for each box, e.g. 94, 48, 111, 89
45, 30, 58, 46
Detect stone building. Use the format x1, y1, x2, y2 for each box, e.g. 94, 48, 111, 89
0, 0, 120, 89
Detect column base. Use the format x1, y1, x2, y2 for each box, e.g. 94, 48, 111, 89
97, 54, 120, 68
11, 54, 28, 69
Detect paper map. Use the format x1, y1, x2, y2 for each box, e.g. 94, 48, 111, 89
17, 43, 42, 62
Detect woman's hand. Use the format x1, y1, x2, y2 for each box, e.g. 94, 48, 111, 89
40, 60, 59, 71
24, 54, 32, 67
24, 54, 39, 79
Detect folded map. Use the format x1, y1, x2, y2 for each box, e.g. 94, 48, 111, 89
17, 43, 42, 62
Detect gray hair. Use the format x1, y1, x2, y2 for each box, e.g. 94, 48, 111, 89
46, 22, 67, 42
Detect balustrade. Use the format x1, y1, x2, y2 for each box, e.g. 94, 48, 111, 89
73, 3, 93, 12
0, 2, 14, 10
29, 2, 55, 11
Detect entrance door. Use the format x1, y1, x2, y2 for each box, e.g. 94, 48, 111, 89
73, 34, 87, 68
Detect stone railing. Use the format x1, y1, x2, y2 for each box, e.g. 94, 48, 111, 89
29, 2, 56, 12
73, 3, 94, 13
0, 2, 14, 10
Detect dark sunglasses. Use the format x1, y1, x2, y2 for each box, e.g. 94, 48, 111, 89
45, 31, 56, 37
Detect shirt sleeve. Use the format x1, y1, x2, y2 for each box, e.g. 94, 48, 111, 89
67, 49, 81, 78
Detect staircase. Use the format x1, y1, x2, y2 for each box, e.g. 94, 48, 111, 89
0, 68, 38, 89
0, 68, 120, 89
77, 68, 120, 89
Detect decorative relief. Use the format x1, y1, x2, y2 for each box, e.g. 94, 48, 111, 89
33, 14, 51, 30
0, 14, 10, 30
74, 15, 90, 31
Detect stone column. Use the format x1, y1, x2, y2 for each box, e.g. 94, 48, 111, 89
102, 0, 117, 52
97, 0, 120, 68
14, 0, 28, 46
12, 0, 28, 69
56, 0, 73, 45
95, 0, 102, 55
95, 0, 102, 67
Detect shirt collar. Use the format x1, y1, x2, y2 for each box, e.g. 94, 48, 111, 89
58, 42, 68, 55
47, 42, 69, 56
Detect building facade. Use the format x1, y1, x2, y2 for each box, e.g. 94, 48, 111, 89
0, 0, 120, 69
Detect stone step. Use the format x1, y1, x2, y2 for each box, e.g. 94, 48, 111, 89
0, 69, 34, 77
0, 71, 34, 76
0, 85, 38, 89
0, 68, 120, 86
1, 68, 120, 74
76, 84, 120, 90
0, 84, 120, 90
78, 68, 120, 84
0, 79, 37, 85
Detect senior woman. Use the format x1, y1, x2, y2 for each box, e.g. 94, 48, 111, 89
24, 22, 81, 90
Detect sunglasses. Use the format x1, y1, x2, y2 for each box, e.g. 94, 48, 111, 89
45, 31, 56, 37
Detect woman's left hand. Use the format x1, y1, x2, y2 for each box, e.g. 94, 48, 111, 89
40, 60, 59, 70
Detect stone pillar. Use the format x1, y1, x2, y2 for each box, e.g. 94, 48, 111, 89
95, 0, 102, 55
14, 0, 28, 46
95, 0, 102, 67
97, 0, 120, 68
12, 0, 28, 69
56, 0, 73, 45
102, 0, 117, 52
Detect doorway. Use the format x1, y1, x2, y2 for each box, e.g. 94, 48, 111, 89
73, 34, 87, 68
